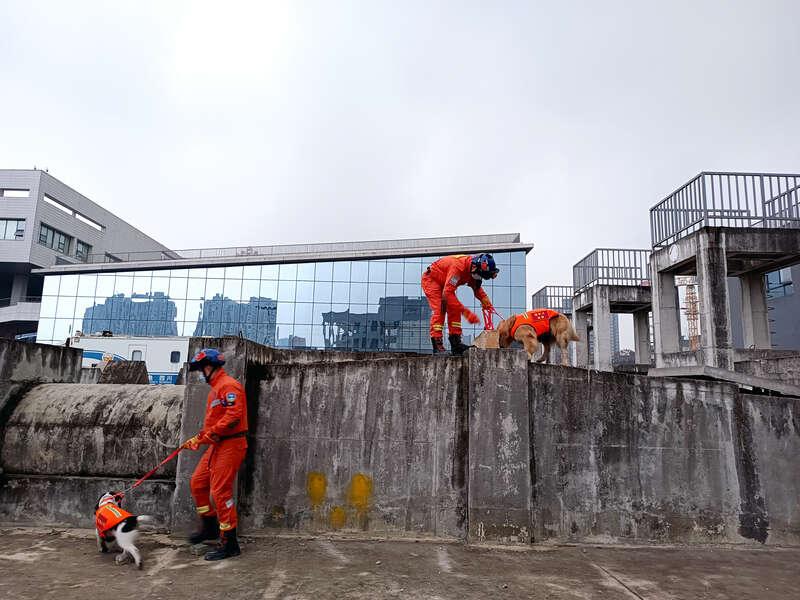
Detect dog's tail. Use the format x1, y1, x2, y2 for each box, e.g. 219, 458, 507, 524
133, 515, 155, 529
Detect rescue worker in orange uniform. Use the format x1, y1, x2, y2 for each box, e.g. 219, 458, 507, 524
421, 253, 499, 355
182, 348, 248, 561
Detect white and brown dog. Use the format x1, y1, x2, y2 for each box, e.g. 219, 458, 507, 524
94, 491, 152, 569
497, 308, 579, 365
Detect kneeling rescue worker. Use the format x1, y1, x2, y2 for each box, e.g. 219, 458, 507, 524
421, 253, 499, 355
182, 348, 248, 561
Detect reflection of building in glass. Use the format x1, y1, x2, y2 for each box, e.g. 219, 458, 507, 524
277, 334, 307, 348
193, 293, 277, 346
322, 296, 430, 351
83, 293, 178, 336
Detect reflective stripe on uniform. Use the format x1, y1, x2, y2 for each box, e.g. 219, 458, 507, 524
197, 505, 211, 514
219, 521, 233, 531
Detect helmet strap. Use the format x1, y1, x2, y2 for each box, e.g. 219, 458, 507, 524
202, 364, 219, 384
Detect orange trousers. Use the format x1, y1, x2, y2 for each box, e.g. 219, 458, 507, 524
190, 437, 247, 532
421, 272, 463, 338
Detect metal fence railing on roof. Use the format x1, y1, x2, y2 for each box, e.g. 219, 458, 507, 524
650, 172, 800, 248
531, 286, 574, 314
573, 249, 651, 294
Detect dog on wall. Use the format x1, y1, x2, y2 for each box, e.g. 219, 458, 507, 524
94, 491, 152, 569
497, 308, 579, 365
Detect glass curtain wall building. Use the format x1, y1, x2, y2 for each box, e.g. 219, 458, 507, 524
35, 235, 531, 353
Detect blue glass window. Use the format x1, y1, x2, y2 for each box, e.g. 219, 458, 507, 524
36, 248, 528, 353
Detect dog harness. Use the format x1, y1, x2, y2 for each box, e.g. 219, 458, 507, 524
95, 501, 133, 539
509, 309, 560, 338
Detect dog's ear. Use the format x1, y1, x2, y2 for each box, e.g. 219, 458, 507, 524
497, 315, 515, 347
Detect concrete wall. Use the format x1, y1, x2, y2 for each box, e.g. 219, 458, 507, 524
0, 384, 183, 528
468, 349, 531, 543
0, 338, 83, 383
529, 364, 800, 546
735, 351, 800, 388
1, 335, 798, 546
239, 357, 467, 538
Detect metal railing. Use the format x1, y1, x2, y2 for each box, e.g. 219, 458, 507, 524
0, 296, 42, 308
84, 234, 525, 265
573, 249, 651, 294
531, 285, 574, 314
650, 172, 800, 248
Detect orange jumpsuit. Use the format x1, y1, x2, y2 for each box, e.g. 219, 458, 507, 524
509, 309, 560, 338
95, 503, 133, 539
190, 368, 248, 533
421, 255, 492, 338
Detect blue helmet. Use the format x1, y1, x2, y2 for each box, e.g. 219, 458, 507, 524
471, 253, 499, 279
188, 348, 226, 371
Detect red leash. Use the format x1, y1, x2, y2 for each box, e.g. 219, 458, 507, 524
122, 446, 184, 494
482, 306, 505, 331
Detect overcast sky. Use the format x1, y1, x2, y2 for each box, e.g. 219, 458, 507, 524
2, 1, 799, 340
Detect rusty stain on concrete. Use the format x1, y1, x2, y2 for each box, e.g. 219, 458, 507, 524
329, 506, 346, 529
306, 471, 327, 510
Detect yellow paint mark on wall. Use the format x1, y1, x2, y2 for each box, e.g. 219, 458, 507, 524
306, 471, 327, 509
329, 506, 346, 529
346, 473, 373, 514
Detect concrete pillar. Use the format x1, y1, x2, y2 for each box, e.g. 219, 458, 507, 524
696, 230, 734, 370
740, 273, 771, 350
591, 286, 612, 371
633, 310, 651, 365
573, 309, 590, 368
651, 266, 681, 368
10, 274, 28, 302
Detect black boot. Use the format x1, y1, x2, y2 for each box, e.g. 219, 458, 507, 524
204, 528, 241, 561
448, 334, 470, 356
188, 515, 219, 545
431, 337, 446, 354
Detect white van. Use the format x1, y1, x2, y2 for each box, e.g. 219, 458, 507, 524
70, 334, 189, 384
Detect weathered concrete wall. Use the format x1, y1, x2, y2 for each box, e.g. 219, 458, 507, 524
1, 334, 798, 547
97, 360, 150, 384
2, 384, 183, 477
0, 384, 183, 528
0, 476, 174, 529
468, 349, 531, 543
735, 351, 800, 388
530, 364, 799, 545
240, 356, 468, 538
171, 336, 423, 533
0, 338, 83, 383
734, 394, 800, 545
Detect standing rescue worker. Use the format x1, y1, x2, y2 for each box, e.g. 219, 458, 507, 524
182, 348, 248, 561
421, 253, 500, 355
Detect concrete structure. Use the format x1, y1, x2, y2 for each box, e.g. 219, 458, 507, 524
2, 337, 799, 547
34, 233, 532, 354
0, 170, 170, 339
649, 173, 800, 369
571, 249, 652, 370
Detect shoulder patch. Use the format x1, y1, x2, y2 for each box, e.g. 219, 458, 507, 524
222, 391, 237, 406
450, 276, 459, 286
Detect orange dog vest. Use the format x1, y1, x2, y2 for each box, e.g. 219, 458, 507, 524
509, 309, 560, 338
95, 503, 133, 538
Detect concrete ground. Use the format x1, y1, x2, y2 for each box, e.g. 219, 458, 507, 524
0, 528, 796, 600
